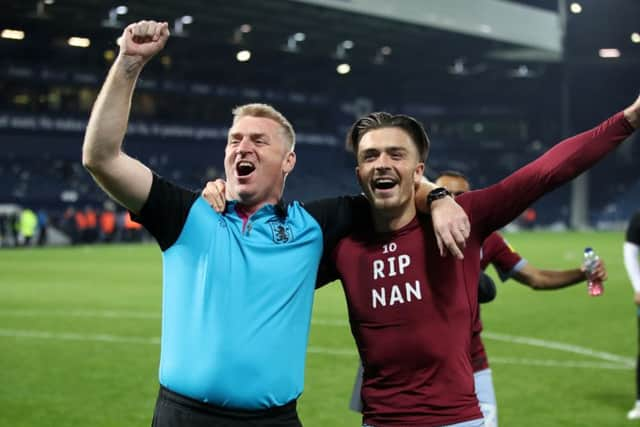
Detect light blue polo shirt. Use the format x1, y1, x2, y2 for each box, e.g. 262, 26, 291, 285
134, 175, 363, 409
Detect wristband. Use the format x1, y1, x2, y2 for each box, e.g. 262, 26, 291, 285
427, 187, 452, 207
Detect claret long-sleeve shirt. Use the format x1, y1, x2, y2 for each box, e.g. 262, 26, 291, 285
325, 111, 634, 427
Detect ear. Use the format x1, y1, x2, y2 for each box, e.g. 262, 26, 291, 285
413, 162, 425, 187
355, 166, 364, 188
282, 151, 296, 175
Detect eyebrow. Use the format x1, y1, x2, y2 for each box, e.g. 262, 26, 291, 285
387, 146, 408, 153
229, 132, 269, 140
360, 145, 409, 155
360, 148, 379, 156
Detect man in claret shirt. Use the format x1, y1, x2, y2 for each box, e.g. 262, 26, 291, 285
348, 169, 609, 427
319, 98, 639, 427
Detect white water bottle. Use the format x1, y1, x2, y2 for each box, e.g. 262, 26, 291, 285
583, 247, 603, 297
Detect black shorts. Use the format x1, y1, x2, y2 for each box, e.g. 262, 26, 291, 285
152, 386, 303, 427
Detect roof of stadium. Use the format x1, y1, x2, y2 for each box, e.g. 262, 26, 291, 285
0, 0, 637, 115
3, 0, 638, 73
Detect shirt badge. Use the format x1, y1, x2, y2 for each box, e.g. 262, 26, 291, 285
269, 220, 293, 244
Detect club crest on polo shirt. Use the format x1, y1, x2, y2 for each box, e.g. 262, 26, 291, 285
269, 219, 293, 244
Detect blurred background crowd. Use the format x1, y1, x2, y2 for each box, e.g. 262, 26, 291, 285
1, 0, 638, 247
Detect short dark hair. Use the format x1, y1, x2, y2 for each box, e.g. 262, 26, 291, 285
436, 170, 472, 193
346, 112, 430, 161
437, 170, 470, 183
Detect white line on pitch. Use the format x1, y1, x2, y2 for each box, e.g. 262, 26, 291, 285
0, 310, 633, 367
489, 357, 630, 371
0, 328, 159, 345
308, 346, 358, 356
0, 328, 631, 370
0, 309, 351, 327
0, 309, 160, 319
312, 318, 349, 327
483, 331, 635, 367
316, 320, 635, 367
0, 310, 349, 325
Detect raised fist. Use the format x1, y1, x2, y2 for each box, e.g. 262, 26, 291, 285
117, 20, 170, 63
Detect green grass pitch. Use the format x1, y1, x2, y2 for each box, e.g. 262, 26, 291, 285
0, 231, 636, 426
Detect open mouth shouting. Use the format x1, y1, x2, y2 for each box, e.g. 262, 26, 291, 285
372, 176, 399, 196
235, 160, 256, 179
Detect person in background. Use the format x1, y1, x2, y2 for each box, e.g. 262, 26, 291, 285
74, 208, 87, 244
434, 170, 608, 427
624, 211, 640, 420
9, 212, 19, 247
122, 211, 143, 242
37, 209, 49, 246
61, 207, 79, 244
84, 206, 98, 243
99, 206, 117, 243
0, 213, 7, 247
18, 208, 38, 246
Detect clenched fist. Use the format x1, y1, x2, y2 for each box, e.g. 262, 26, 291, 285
117, 20, 170, 67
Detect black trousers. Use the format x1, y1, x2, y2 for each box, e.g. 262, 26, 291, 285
152, 386, 303, 427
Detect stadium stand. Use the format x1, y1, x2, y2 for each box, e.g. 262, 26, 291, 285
1, 0, 639, 246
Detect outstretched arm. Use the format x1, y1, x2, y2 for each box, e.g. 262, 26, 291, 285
511, 259, 607, 290
82, 20, 169, 214
470, 95, 639, 236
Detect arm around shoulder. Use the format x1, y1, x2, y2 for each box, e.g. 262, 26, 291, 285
417, 178, 470, 259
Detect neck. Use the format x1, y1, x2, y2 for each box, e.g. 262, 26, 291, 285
227, 191, 280, 217
371, 204, 416, 233
235, 202, 265, 217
